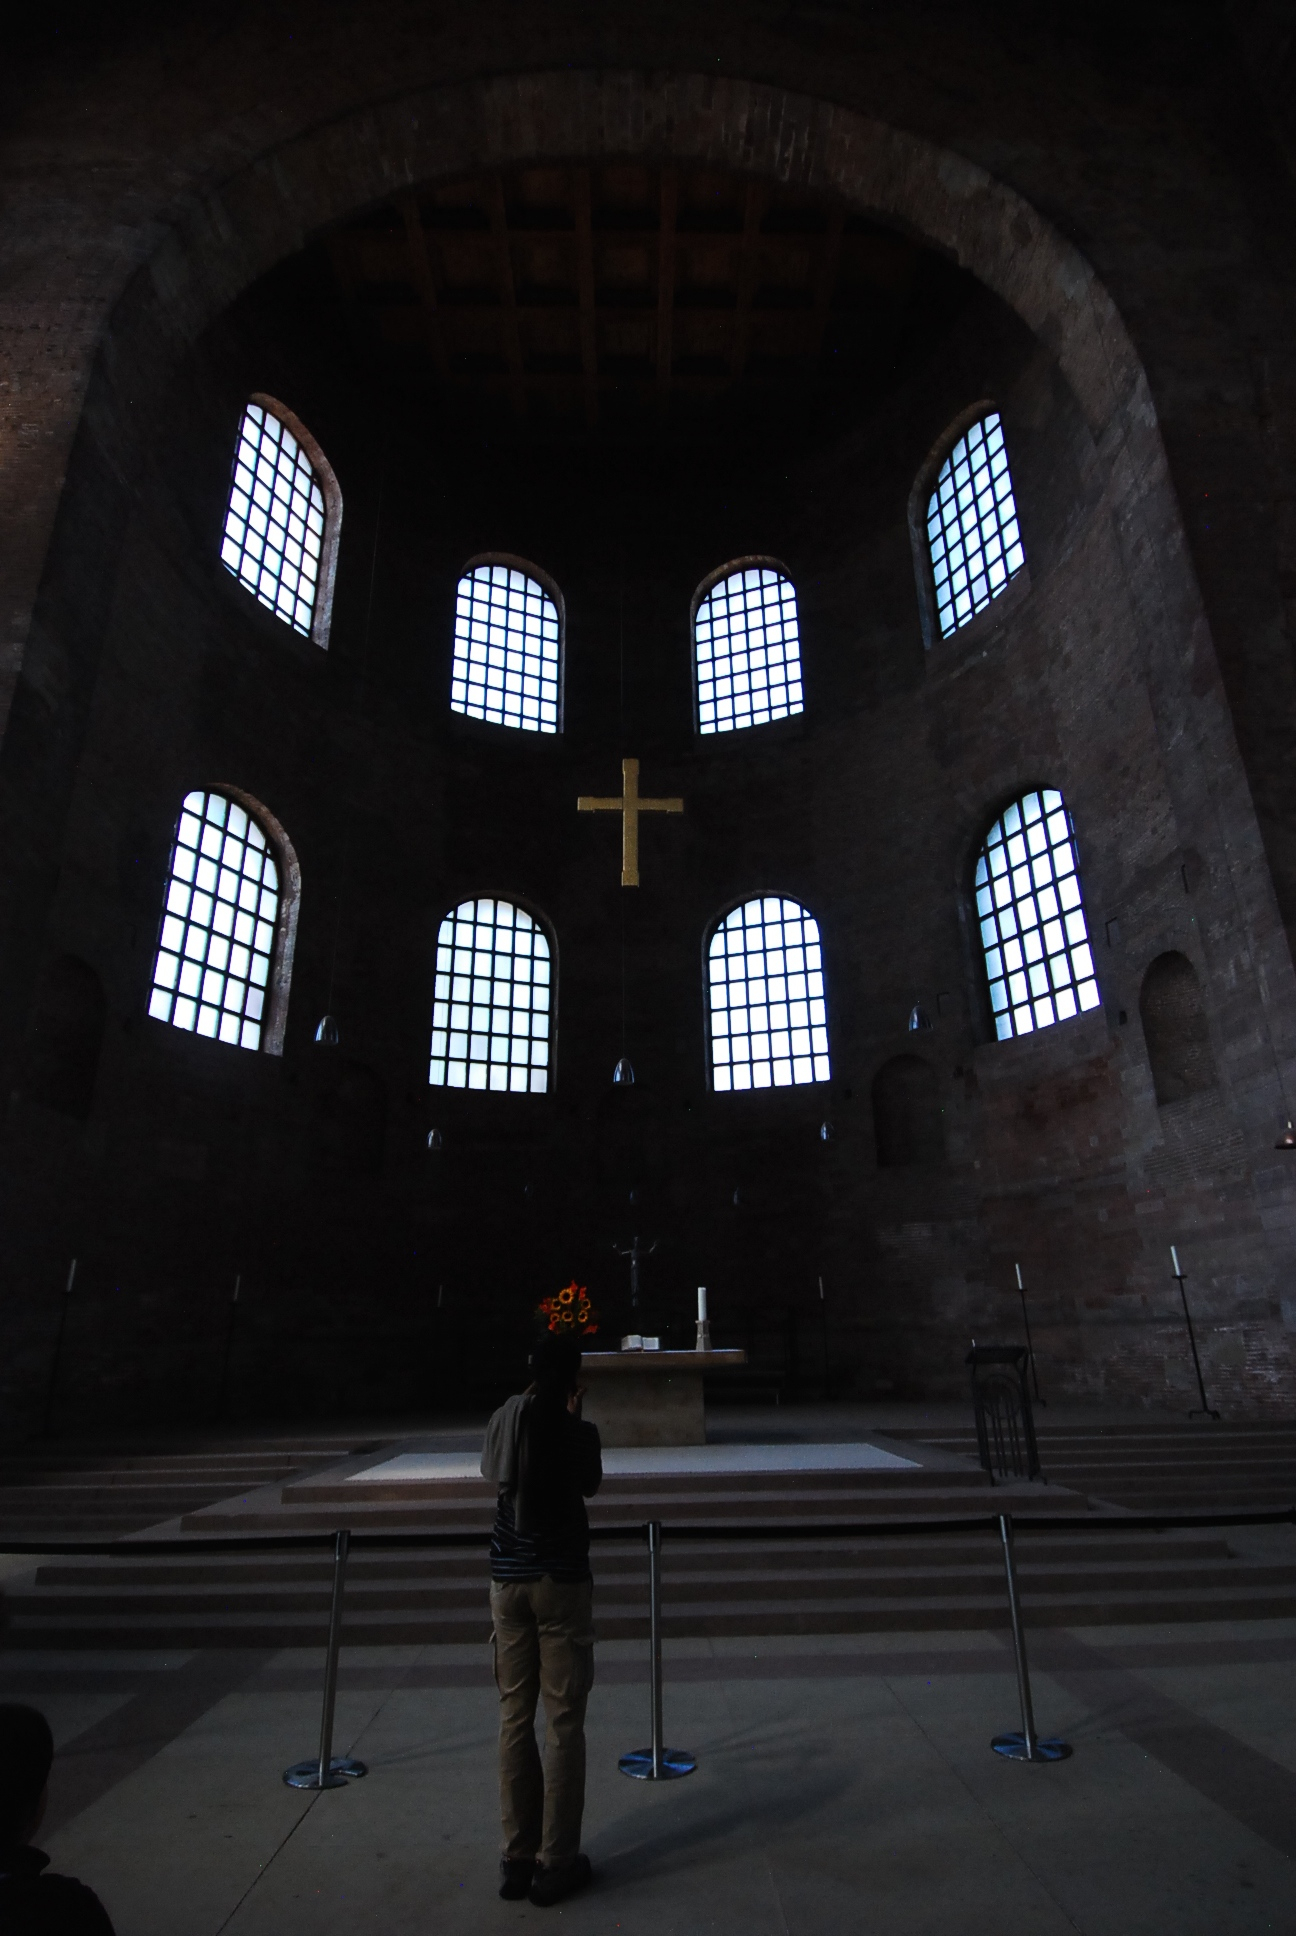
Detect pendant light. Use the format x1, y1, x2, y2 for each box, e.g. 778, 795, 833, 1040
314, 1014, 340, 1048
908, 1002, 933, 1031
1276, 1120, 1296, 1150
613, 1056, 635, 1086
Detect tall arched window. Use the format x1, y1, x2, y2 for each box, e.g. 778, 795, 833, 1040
707, 897, 829, 1091
694, 563, 803, 735
451, 561, 562, 733
975, 790, 1098, 1041
429, 899, 553, 1093
148, 792, 285, 1051
220, 396, 341, 646
926, 412, 1024, 639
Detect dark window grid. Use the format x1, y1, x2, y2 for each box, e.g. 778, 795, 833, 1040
707, 897, 830, 1091
450, 568, 560, 734
149, 792, 280, 1052
221, 405, 325, 637
975, 790, 1099, 1041
926, 414, 1025, 639
429, 901, 552, 1093
696, 570, 804, 735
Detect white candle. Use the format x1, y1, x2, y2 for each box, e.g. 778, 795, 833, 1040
697, 1286, 707, 1322
1015, 1262, 1023, 1290
1171, 1245, 1181, 1277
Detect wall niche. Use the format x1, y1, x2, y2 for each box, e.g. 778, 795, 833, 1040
1139, 951, 1218, 1104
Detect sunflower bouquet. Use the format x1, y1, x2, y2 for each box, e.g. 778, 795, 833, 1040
535, 1280, 599, 1337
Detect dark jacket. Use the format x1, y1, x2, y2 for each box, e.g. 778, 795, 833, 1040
483, 1393, 602, 1582
0, 1846, 116, 1934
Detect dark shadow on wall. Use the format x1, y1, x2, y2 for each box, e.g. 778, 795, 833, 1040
20, 954, 106, 1118
308, 1054, 388, 1178
872, 1054, 944, 1167
1139, 951, 1218, 1104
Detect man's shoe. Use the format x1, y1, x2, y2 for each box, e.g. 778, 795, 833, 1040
528, 1854, 592, 1907
499, 1858, 536, 1900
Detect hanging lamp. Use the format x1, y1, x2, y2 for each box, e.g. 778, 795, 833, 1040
613, 1056, 635, 1086
314, 1014, 340, 1048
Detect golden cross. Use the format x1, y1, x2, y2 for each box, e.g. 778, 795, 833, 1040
577, 758, 684, 887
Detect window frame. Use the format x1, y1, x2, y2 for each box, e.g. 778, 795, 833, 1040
703, 892, 832, 1094
449, 553, 566, 737
146, 785, 300, 1058
971, 786, 1099, 1045
220, 393, 343, 651
909, 402, 1030, 653
690, 556, 806, 739
427, 893, 558, 1096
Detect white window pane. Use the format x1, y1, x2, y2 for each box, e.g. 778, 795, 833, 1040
450, 565, 561, 735
150, 791, 281, 1053
429, 900, 550, 1091
977, 791, 1095, 1042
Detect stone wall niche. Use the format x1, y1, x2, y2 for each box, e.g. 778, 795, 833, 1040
1139, 952, 1218, 1106
20, 954, 106, 1119
871, 1055, 945, 1168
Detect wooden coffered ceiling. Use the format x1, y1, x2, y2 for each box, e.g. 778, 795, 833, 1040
323, 164, 950, 431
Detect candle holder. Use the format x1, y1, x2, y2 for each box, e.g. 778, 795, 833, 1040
695, 1319, 712, 1353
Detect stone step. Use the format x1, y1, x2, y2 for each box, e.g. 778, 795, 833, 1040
6, 1580, 1295, 1649
28, 1531, 1237, 1587
13, 1556, 1295, 1622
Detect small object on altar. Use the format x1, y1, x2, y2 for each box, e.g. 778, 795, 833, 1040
621, 1334, 643, 1351
695, 1319, 712, 1353
642, 1336, 660, 1351
697, 1286, 708, 1321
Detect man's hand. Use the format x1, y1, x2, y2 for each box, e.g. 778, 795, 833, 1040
567, 1385, 585, 1418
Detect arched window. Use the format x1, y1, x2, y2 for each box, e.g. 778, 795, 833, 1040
975, 790, 1098, 1041
872, 1055, 944, 1167
707, 897, 829, 1091
1139, 952, 1218, 1104
451, 561, 561, 733
926, 412, 1024, 639
220, 396, 341, 645
694, 563, 803, 735
148, 791, 285, 1051
429, 899, 552, 1093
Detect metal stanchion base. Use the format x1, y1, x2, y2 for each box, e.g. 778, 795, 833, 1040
283, 1756, 369, 1790
618, 1748, 697, 1781
991, 1733, 1072, 1763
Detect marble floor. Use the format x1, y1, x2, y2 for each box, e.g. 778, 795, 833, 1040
7, 1614, 1296, 1934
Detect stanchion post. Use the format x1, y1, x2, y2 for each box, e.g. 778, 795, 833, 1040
991, 1512, 1071, 1764
1171, 1246, 1220, 1420
618, 1521, 696, 1781
284, 1530, 368, 1790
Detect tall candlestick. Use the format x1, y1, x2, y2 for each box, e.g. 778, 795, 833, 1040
697, 1286, 707, 1322
1171, 1245, 1181, 1277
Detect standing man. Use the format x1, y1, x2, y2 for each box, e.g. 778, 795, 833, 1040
481, 1331, 603, 1906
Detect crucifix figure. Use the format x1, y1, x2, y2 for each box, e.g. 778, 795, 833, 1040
613, 1234, 658, 1311
577, 758, 683, 887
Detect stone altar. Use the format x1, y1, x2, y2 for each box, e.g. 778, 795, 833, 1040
578, 1348, 747, 1447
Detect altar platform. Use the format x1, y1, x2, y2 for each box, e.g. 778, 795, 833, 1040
578, 1347, 747, 1446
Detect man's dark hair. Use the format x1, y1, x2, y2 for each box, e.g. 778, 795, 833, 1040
0, 1705, 54, 1845
529, 1332, 581, 1405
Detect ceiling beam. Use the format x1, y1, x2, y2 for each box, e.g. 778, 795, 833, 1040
808, 207, 847, 364
399, 195, 451, 386
657, 168, 678, 406
730, 180, 769, 380
486, 176, 527, 416
572, 168, 598, 428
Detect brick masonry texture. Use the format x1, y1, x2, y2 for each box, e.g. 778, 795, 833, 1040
1, 7, 1295, 1428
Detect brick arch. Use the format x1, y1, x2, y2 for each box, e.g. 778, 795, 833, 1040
142, 70, 1148, 451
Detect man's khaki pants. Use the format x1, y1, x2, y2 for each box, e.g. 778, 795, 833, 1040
490, 1576, 595, 1869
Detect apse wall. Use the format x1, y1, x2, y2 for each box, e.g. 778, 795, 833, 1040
3, 164, 1294, 1438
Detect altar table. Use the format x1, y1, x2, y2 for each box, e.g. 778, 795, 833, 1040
578, 1348, 747, 1447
